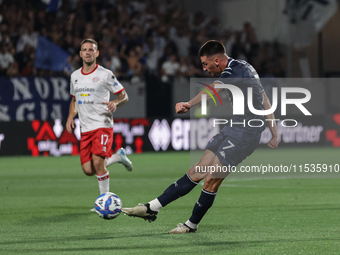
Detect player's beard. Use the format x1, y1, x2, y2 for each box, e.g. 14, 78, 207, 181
83, 59, 95, 66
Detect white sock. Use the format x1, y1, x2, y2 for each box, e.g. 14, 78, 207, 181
96, 171, 110, 194
148, 198, 163, 212
105, 154, 121, 167
185, 220, 198, 230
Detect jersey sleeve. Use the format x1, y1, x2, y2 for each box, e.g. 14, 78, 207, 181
106, 71, 125, 95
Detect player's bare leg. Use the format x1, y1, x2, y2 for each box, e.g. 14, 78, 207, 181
188, 150, 219, 181
81, 161, 96, 176
92, 154, 107, 176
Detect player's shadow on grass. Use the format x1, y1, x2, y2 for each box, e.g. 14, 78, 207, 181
19, 206, 106, 226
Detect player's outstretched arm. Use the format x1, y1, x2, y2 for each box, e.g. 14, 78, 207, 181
66, 97, 77, 133
263, 92, 279, 149
176, 101, 191, 114
103, 90, 129, 112
175, 82, 223, 114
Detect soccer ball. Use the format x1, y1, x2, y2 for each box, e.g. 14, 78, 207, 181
94, 192, 122, 220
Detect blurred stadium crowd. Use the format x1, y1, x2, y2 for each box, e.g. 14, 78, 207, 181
0, 0, 287, 80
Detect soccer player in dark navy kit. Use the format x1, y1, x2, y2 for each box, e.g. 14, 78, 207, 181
123, 40, 279, 233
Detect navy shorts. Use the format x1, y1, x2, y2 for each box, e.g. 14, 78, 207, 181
205, 132, 261, 167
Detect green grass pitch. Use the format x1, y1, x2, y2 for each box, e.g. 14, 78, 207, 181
1, 147, 340, 254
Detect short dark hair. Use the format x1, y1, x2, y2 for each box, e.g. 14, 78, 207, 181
80, 38, 98, 49
198, 40, 225, 57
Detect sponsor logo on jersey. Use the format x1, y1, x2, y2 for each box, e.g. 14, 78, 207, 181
75, 87, 95, 93
77, 100, 94, 105
113, 82, 118, 87
92, 77, 100, 83
80, 93, 90, 97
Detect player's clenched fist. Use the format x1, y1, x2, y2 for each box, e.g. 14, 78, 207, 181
267, 136, 279, 149
176, 102, 191, 114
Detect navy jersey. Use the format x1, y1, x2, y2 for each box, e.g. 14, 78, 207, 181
216, 58, 266, 135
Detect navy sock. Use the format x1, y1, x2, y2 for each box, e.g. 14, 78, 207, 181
157, 173, 198, 207
189, 189, 216, 224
